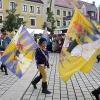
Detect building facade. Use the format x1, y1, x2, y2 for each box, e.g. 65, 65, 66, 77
54, 0, 98, 32
0, 0, 98, 31
54, 0, 73, 29
0, 0, 44, 29
97, 6, 100, 22
78, 1, 97, 20
46, 0, 73, 31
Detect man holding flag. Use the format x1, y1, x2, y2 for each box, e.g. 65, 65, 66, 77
31, 37, 51, 94
58, 7, 100, 100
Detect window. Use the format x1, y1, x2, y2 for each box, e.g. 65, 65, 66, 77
19, 16, 24, 22
30, 6, 34, 13
68, 11, 71, 16
57, 20, 60, 26
91, 13, 94, 17
23, 5, 27, 12
36, 7, 40, 14
0, 0, 2, 8
63, 11, 66, 16
30, 18, 35, 26
0, 16, 2, 23
57, 9, 60, 15
10, 2, 15, 10
47, 7, 50, 13
19, 18, 24, 22
63, 21, 66, 26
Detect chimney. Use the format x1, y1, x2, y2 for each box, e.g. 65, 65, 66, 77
93, 1, 95, 5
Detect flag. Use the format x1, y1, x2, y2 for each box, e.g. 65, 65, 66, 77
1, 26, 38, 78
92, 20, 100, 29
67, 8, 99, 44
58, 8, 100, 82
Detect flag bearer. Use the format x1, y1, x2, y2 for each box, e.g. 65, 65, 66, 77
31, 37, 51, 94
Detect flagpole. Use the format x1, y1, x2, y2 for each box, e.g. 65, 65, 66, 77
13, 25, 23, 44
59, 0, 79, 61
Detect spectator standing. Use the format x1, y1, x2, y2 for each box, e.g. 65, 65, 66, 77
0, 28, 11, 75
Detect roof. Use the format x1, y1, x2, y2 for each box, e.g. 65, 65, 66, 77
26, 0, 43, 4
54, 0, 97, 11
54, 0, 74, 9
77, 1, 97, 12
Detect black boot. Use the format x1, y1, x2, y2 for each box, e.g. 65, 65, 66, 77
97, 56, 100, 63
31, 74, 42, 89
3, 64, 8, 75
92, 87, 100, 100
42, 82, 51, 94
0, 64, 4, 72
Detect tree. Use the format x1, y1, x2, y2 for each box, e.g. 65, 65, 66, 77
3, 8, 25, 32
42, 9, 56, 34
42, 0, 56, 34
46, 8, 56, 34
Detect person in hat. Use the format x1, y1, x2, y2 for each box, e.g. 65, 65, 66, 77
31, 37, 51, 94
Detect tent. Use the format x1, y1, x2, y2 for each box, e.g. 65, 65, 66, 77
27, 28, 50, 35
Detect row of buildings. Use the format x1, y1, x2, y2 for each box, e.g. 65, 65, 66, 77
0, 0, 100, 31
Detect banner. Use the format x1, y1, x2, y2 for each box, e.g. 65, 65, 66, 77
58, 8, 100, 82
1, 26, 37, 78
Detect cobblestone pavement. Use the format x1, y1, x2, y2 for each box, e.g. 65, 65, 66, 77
0, 53, 100, 100
0, 70, 18, 97
21, 53, 100, 100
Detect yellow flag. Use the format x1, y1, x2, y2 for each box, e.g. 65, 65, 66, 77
67, 8, 99, 43
58, 8, 100, 82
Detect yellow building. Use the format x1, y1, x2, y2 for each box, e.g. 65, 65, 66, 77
0, 0, 44, 29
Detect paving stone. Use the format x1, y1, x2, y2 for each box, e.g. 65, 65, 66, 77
53, 98, 60, 100
61, 94, 68, 98
77, 97, 85, 100
45, 97, 52, 100
61, 97, 68, 100
37, 95, 45, 100
30, 96, 37, 100
22, 95, 30, 100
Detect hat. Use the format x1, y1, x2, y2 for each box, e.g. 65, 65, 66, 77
38, 37, 47, 45
1, 28, 7, 35
1, 28, 6, 33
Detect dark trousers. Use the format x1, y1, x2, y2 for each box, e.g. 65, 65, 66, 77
1, 63, 8, 74
97, 55, 100, 63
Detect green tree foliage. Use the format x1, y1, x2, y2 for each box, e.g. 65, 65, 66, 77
46, 8, 56, 34
3, 8, 25, 32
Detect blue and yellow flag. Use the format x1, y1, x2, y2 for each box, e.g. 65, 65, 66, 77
58, 8, 100, 82
1, 26, 38, 78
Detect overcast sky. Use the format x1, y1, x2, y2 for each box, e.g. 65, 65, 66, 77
81, 0, 100, 7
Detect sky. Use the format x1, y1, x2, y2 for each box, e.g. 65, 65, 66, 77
82, 0, 100, 7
